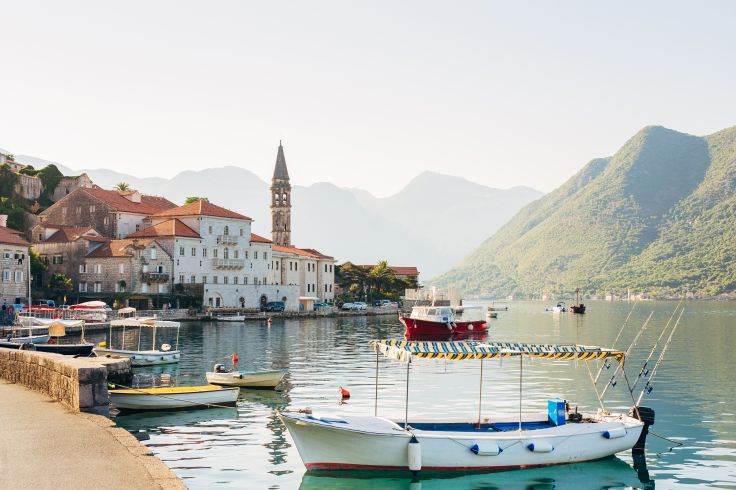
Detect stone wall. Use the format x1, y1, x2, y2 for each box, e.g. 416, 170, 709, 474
40, 189, 116, 237
0, 348, 130, 416
14, 174, 42, 200
52, 173, 94, 202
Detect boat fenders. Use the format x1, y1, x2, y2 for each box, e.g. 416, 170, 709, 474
603, 427, 627, 439
631, 406, 655, 453
407, 436, 422, 472
470, 443, 502, 456
526, 441, 554, 453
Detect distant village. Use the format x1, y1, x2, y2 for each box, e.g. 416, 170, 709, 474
0, 145, 420, 313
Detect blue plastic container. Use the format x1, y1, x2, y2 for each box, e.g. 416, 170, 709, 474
548, 398, 566, 426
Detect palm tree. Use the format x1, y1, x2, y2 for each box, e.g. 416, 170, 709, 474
337, 262, 369, 300
114, 182, 131, 191
368, 261, 397, 299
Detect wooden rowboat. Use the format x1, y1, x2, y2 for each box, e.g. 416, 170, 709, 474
109, 385, 239, 411
206, 369, 287, 388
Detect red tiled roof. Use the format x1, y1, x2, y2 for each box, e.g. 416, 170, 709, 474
359, 265, 419, 276
300, 248, 334, 260
85, 238, 160, 258
250, 233, 273, 243
127, 219, 200, 239
272, 245, 319, 258
40, 188, 176, 216
153, 200, 251, 221
45, 227, 98, 243
0, 226, 29, 246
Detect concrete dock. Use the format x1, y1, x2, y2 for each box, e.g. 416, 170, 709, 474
0, 380, 184, 490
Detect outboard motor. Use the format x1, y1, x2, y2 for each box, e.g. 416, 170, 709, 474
630, 406, 655, 454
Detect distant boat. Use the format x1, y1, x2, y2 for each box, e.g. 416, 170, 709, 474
109, 385, 239, 411
570, 289, 586, 314
551, 302, 567, 313
214, 314, 246, 322
206, 367, 287, 388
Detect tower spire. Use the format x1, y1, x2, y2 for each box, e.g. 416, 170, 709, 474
270, 141, 292, 247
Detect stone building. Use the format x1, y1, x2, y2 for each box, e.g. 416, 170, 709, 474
271, 142, 292, 247
14, 173, 42, 200
38, 187, 175, 238
0, 215, 30, 306
79, 238, 173, 298
30, 225, 108, 291
51, 173, 94, 202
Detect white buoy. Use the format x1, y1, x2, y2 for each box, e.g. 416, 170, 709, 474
603, 427, 627, 439
526, 440, 554, 452
407, 436, 422, 472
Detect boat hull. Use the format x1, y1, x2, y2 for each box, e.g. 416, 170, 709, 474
215, 316, 246, 322
206, 369, 287, 388
110, 386, 239, 410
280, 413, 643, 471
35, 343, 95, 356
400, 317, 487, 336
93, 348, 181, 366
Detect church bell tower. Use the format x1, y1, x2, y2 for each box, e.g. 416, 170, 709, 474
271, 141, 292, 247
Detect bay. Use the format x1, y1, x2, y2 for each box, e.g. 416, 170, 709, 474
112, 300, 736, 489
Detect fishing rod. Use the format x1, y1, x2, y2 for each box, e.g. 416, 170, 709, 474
636, 308, 684, 406
594, 301, 638, 384
599, 311, 653, 399
631, 300, 683, 393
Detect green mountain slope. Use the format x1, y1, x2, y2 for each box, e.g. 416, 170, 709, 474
435, 125, 736, 298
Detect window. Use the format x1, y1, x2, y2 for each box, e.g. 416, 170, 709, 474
38, 234, 43, 241
118, 264, 124, 274
224, 225, 229, 236
325, 264, 328, 272
95, 264, 102, 274
179, 247, 185, 256
295, 262, 298, 270
213, 275, 218, 284
208, 225, 213, 234
142, 264, 149, 273
254, 251, 258, 260
202, 275, 207, 284
14, 270, 22, 282
264, 252, 267, 260
79, 281, 87, 292
141, 283, 149, 293
325, 284, 327, 292
224, 248, 229, 259
179, 274, 184, 284
150, 247, 157, 259
90, 205, 95, 213
263, 276, 267, 285
223, 276, 229, 284
289, 262, 292, 271
245, 251, 249, 259
330, 265, 333, 273
79, 264, 86, 273
213, 249, 218, 258
135, 224, 140, 232
94, 282, 102, 292
156, 265, 164, 273
234, 277, 238, 284
239, 228, 243, 236
244, 276, 248, 285
191, 247, 196, 256
190, 275, 196, 283
202, 248, 208, 258
3, 250, 10, 259
61, 207, 67, 215
276, 261, 279, 270
76, 206, 81, 214
234, 250, 239, 259
103, 216, 110, 226
329, 284, 332, 292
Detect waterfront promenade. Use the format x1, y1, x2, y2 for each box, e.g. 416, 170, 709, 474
0, 380, 184, 490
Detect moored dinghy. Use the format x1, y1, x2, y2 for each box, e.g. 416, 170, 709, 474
206, 368, 288, 388
280, 340, 651, 473
109, 385, 239, 411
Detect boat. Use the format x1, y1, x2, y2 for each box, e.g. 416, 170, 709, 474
93, 317, 181, 366
486, 310, 498, 319
400, 306, 487, 337
550, 302, 567, 313
214, 314, 246, 322
7, 318, 95, 355
109, 385, 239, 411
69, 301, 108, 322
570, 289, 586, 314
206, 367, 288, 388
280, 339, 653, 473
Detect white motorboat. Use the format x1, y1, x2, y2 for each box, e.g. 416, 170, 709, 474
109, 385, 239, 411
206, 368, 287, 388
94, 317, 181, 366
280, 340, 652, 473
551, 302, 567, 313
214, 315, 246, 322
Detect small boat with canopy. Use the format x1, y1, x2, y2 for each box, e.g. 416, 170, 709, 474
94, 317, 181, 366
280, 339, 652, 473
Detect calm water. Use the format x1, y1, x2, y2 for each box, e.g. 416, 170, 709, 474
110, 301, 736, 489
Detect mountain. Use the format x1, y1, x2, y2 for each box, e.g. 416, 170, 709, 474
3, 152, 542, 277
434, 125, 736, 298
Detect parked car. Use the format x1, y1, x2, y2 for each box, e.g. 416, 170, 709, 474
35, 299, 56, 308
314, 302, 331, 311
341, 303, 356, 310
261, 301, 285, 312
353, 302, 368, 310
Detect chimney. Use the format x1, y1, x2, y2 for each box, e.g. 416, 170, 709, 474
0, 215, 7, 227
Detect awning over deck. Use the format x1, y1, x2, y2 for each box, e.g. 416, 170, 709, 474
370, 339, 625, 363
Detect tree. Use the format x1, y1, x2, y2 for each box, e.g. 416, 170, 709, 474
367, 261, 399, 299
336, 262, 369, 300
0, 164, 18, 197
184, 196, 209, 204
114, 182, 131, 191
37, 164, 64, 204
48, 273, 73, 301
29, 249, 47, 284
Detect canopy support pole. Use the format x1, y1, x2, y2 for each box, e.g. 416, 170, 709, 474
175, 325, 180, 352
585, 360, 606, 412
518, 354, 523, 431
404, 359, 410, 429
137, 326, 142, 351
374, 349, 379, 416
109, 321, 113, 349
122, 325, 126, 350
477, 359, 484, 429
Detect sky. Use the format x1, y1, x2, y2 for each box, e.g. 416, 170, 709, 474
1, 1, 735, 196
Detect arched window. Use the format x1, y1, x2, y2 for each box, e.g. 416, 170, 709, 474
282, 193, 287, 204
224, 225, 229, 236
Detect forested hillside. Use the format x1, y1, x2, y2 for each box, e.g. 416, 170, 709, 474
435, 125, 736, 298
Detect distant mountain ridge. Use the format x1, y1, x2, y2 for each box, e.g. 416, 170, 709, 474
4, 152, 542, 277
434, 125, 736, 298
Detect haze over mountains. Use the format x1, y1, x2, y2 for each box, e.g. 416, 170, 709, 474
435, 125, 736, 299
2, 151, 542, 278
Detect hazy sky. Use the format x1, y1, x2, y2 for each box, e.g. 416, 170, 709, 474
1, 1, 734, 196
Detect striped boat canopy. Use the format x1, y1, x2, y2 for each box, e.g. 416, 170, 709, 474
370, 339, 625, 364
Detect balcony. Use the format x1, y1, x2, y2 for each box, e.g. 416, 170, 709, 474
212, 258, 245, 269
141, 272, 170, 283
217, 235, 238, 245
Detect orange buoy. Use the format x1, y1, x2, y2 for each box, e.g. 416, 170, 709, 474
267, 317, 273, 326
340, 386, 351, 399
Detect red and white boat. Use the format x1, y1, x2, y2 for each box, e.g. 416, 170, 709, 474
400, 306, 488, 337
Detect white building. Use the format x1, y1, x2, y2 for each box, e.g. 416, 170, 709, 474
0, 215, 30, 307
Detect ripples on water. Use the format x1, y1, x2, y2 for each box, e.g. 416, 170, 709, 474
110, 301, 736, 489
